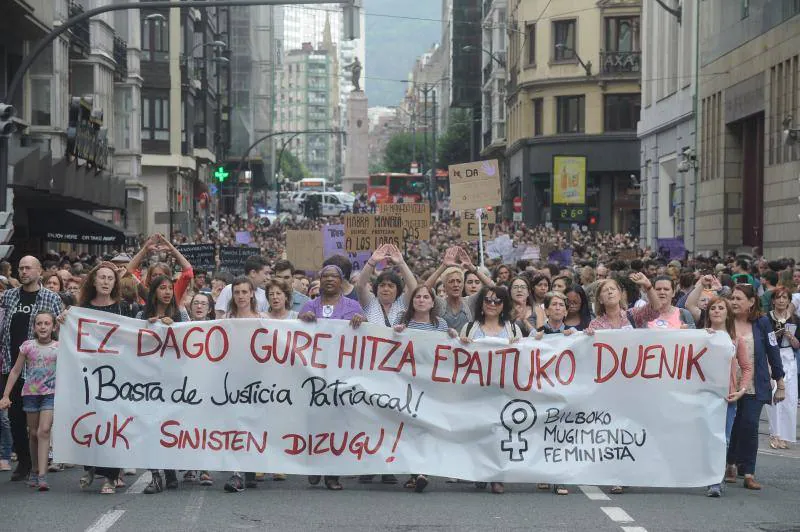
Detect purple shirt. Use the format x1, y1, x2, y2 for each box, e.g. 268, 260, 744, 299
300, 295, 363, 320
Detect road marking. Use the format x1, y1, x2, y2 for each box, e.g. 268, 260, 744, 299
181, 485, 206, 527
126, 471, 151, 494
85, 510, 125, 532
601, 507, 635, 523
579, 485, 611, 500
758, 449, 800, 459
621, 527, 649, 532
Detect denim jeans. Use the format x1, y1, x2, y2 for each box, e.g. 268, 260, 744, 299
727, 395, 764, 475
725, 402, 737, 446
0, 409, 11, 461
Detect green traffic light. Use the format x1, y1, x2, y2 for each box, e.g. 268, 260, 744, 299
214, 166, 230, 182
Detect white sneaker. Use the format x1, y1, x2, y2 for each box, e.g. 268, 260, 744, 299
124, 468, 137, 476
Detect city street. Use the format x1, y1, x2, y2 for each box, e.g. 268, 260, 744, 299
2, 417, 798, 532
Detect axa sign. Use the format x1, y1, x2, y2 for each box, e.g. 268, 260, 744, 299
66, 96, 110, 171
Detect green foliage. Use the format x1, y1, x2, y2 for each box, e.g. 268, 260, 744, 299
382, 132, 433, 173
280, 150, 311, 182
437, 109, 472, 169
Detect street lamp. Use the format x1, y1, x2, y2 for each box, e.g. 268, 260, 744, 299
554, 43, 592, 76
462, 45, 506, 68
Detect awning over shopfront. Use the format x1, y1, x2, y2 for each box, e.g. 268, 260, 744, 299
27, 209, 126, 246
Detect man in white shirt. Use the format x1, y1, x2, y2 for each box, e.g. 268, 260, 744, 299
215, 256, 270, 318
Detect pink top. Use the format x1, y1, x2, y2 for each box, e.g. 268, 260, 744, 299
647, 307, 683, 329
730, 335, 754, 396
588, 304, 659, 330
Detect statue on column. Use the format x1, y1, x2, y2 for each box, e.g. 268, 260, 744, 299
344, 56, 362, 92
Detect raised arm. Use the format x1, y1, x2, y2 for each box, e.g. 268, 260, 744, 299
158, 233, 192, 271
685, 276, 708, 323
424, 247, 459, 290
356, 247, 387, 306
126, 234, 158, 278
386, 244, 417, 304
459, 247, 494, 288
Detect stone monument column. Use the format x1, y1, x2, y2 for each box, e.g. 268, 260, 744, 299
343, 91, 369, 193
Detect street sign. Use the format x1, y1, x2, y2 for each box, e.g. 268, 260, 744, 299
513, 196, 522, 212
214, 166, 230, 183
513, 212, 523, 222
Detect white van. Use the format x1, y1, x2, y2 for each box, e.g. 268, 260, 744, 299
288, 191, 352, 216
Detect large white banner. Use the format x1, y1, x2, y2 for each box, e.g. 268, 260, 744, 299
53, 308, 733, 487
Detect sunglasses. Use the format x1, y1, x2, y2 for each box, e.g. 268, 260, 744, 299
484, 297, 502, 306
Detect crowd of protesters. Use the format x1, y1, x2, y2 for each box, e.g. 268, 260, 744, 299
0, 212, 796, 498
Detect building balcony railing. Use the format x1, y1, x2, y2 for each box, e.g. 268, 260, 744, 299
68, 1, 90, 59
600, 51, 641, 74
113, 36, 128, 82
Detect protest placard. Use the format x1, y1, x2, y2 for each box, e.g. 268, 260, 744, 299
176, 244, 216, 271
377, 203, 431, 241
657, 238, 686, 260
460, 210, 497, 241
448, 159, 502, 211
344, 214, 403, 252
322, 224, 372, 272
286, 230, 324, 271
55, 307, 732, 486
219, 246, 254, 274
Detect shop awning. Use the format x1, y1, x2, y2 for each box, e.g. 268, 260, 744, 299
28, 209, 126, 246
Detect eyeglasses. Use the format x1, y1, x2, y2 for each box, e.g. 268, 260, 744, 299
484, 297, 502, 306
191, 301, 209, 307
511, 284, 528, 291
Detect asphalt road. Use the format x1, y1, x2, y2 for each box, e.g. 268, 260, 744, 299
1, 417, 798, 532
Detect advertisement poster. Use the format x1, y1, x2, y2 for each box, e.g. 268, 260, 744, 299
552, 156, 587, 205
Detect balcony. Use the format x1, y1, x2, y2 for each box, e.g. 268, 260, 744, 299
68, 1, 90, 59
600, 51, 641, 74
483, 62, 493, 86
113, 36, 128, 82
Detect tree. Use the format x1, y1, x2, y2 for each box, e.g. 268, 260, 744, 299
437, 109, 471, 168
280, 150, 311, 182
382, 132, 432, 173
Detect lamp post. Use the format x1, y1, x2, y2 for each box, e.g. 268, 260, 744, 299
462, 45, 506, 68
554, 43, 592, 76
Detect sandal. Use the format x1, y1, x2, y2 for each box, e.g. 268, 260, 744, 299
554, 485, 569, 495
100, 481, 116, 495
115, 477, 126, 488
610, 485, 624, 494
80, 470, 95, 489
325, 478, 343, 491
404, 476, 417, 489
769, 435, 780, 449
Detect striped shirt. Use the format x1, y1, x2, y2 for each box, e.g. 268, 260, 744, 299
401, 317, 449, 332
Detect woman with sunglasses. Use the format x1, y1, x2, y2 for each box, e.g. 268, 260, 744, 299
725, 284, 785, 490
763, 287, 798, 450
509, 276, 544, 336
459, 285, 521, 495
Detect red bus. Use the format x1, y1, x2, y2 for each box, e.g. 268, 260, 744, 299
367, 173, 427, 203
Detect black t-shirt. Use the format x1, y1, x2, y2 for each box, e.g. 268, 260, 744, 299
10, 290, 38, 365
83, 301, 137, 318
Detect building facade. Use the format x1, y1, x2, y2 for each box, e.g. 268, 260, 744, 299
637, 0, 698, 252
2, 0, 133, 257
275, 43, 336, 181
506, 0, 642, 234
695, 0, 800, 258
480, 0, 508, 162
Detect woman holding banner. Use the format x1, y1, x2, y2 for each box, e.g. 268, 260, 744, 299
459, 285, 521, 495
136, 275, 187, 494
563, 286, 591, 331
265, 279, 298, 320
394, 285, 458, 493
60, 262, 137, 495
705, 296, 752, 497
585, 272, 659, 495
299, 264, 366, 491
725, 284, 785, 490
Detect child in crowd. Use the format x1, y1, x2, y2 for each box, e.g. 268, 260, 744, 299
0, 311, 58, 491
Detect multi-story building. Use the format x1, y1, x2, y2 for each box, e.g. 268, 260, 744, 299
138, 5, 230, 235
695, 1, 800, 258
2, 0, 133, 256
480, 0, 508, 164
506, 0, 642, 233
637, 0, 698, 252
275, 43, 335, 181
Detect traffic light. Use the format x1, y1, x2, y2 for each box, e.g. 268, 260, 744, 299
213, 165, 230, 183
589, 214, 598, 226
0, 104, 15, 136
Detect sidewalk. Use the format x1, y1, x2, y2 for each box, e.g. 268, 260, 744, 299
757, 404, 800, 459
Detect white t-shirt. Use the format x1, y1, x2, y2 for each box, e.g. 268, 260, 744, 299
215, 284, 268, 314
792, 292, 800, 319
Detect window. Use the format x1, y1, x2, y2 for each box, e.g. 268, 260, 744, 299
31, 78, 51, 126
526, 23, 536, 66
604, 17, 640, 52
142, 96, 169, 140
604, 94, 641, 131
533, 98, 543, 136
556, 95, 584, 133
142, 16, 169, 61
553, 20, 576, 61
114, 87, 133, 150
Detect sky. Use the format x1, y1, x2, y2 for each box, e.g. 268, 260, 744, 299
364, 0, 442, 107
